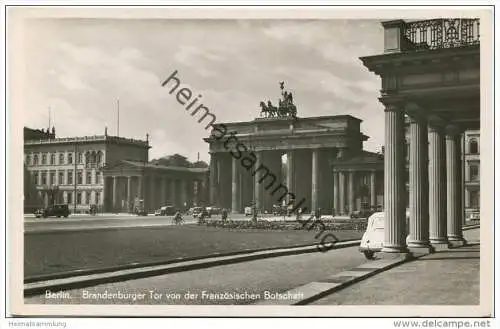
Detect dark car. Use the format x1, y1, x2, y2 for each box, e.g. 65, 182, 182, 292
35, 204, 70, 218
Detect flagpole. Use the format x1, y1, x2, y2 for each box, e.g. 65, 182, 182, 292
117, 99, 120, 137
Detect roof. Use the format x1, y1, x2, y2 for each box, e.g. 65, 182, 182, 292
119, 160, 209, 173
332, 151, 384, 165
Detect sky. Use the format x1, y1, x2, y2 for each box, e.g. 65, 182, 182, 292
22, 18, 387, 163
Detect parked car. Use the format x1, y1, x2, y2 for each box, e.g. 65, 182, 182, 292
191, 207, 204, 218
35, 204, 70, 218
154, 205, 176, 216
207, 206, 221, 216
244, 206, 253, 216
359, 211, 410, 260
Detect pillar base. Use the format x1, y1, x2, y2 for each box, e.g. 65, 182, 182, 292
378, 249, 414, 260
430, 241, 452, 250
381, 245, 410, 254
407, 244, 435, 255
448, 237, 467, 247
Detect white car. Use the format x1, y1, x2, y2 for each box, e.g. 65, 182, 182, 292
359, 210, 410, 260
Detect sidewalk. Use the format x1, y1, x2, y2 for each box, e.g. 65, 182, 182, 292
310, 228, 480, 305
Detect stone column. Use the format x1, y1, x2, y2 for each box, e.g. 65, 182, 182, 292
286, 150, 295, 203
127, 176, 132, 213
446, 126, 466, 245
149, 176, 155, 212
370, 170, 376, 207
254, 151, 262, 212
348, 171, 355, 214
137, 175, 143, 199
112, 176, 117, 211
181, 180, 188, 210
161, 177, 167, 206
429, 125, 449, 247
339, 171, 345, 215
381, 105, 408, 254
231, 157, 240, 213
311, 149, 319, 212
209, 153, 218, 205
407, 116, 432, 250
333, 171, 339, 216
170, 179, 176, 207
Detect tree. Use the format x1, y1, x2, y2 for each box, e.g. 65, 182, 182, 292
151, 153, 203, 168
191, 160, 209, 168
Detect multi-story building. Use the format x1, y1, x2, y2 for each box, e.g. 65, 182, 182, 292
464, 130, 480, 218
24, 127, 209, 214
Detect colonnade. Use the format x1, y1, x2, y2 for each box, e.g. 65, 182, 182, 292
383, 107, 466, 254
210, 148, 381, 215
106, 174, 208, 213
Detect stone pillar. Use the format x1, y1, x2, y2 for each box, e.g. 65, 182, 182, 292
170, 179, 176, 207
446, 126, 466, 245
370, 170, 376, 207
149, 176, 155, 212
333, 171, 339, 216
181, 180, 188, 210
231, 157, 240, 213
311, 149, 319, 212
112, 176, 117, 211
407, 116, 432, 250
348, 171, 355, 215
381, 105, 408, 254
209, 153, 218, 205
338, 171, 345, 215
286, 150, 295, 203
127, 176, 132, 213
254, 151, 262, 212
137, 175, 143, 199
161, 177, 167, 206
429, 126, 449, 246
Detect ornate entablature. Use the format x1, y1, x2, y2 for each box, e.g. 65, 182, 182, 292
360, 18, 480, 131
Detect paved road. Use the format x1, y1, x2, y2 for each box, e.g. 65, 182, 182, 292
25, 244, 368, 305
24, 215, 198, 233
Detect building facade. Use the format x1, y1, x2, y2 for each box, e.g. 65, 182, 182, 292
464, 130, 480, 217
361, 18, 480, 253
205, 114, 384, 215
24, 127, 209, 214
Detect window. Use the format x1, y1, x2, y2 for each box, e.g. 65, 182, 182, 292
68, 171, 73, 185
42, 153, 47, 165
470, 165, 479, 181
78, 152, 83, 164
77, 192, 82, 205
41, 172, 47, 185
77, 171, 83, 184
34, 171, 40, 185
33, 154, 39, 165
86, 172, 92, 185
470, 190, 480, 208
68, 153, 73, 164
26, 154, 31, 165
59, 153, 64, 165
469, 138, 479, 154
67, 192, 73, 205
97, 151, 103, 164
50, 153, 56, 165
84, 192, 89, 205
58, 172, 64, 185
49, 172, 56, 186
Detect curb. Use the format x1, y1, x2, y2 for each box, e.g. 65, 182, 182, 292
254, 253, 421, 305
24, 240, 361, 297
255, 225, 480, 305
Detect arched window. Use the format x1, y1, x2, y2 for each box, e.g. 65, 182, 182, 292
469, 139, 479, 154
68, 153, 73, 164
41, 153, 47, 165
78, 152, 83, 164
59, 153, 64, 165
25, 154, 31, 165
85, 151, 91, 164
33, 154, 39, 165
50, 153, 56, 165
470, 165, 479, 181
91, 151, 97, 164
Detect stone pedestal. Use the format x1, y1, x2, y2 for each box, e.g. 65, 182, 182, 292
254, 151, 262, 213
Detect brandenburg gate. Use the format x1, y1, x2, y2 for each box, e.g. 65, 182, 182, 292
205, 83, 384, 215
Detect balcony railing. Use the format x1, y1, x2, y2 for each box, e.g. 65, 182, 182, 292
403, 18, 480, 51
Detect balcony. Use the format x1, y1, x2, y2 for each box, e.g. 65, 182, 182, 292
383, 18, 480, 53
